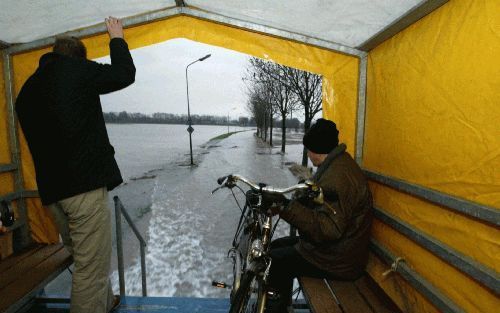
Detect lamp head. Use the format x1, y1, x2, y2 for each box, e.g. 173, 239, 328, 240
199, 54, 211, 61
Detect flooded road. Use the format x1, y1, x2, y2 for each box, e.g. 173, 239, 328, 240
112, 130, 301, 297
44, 126, 306, 298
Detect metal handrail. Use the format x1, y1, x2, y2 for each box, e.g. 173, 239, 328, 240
113, 196, 147, 297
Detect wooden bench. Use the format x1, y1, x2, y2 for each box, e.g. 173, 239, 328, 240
0, 243, 73, 313
298, 274, 402, 313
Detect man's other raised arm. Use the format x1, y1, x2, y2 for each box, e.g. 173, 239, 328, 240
89, 17, 136, 94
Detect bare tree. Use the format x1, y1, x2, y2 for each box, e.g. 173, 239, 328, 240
246, 86, 267, 138
245, 58, 298, 152
267, 73, 297, 153
244, 57, 321, 164
282, 68, 322, 166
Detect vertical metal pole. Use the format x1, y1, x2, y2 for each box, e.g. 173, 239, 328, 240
3, 52, 31, 250
188, 128, 194, 165
355, 54, 368, 165
140, 243, 147, 296
114, 197, 125, 297
186, 64, 195, 165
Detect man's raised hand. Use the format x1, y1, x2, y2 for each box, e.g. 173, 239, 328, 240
105, 16, 124, 39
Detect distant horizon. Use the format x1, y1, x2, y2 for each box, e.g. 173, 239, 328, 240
97, 38, 250, 119
103, 110, 306, 122
97, 38, 307, 122
104, 110, 251, 119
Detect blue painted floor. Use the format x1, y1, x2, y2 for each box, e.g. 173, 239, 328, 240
30, 296, 229, 313
30, 296, 311, 312
115, 297, 229, 312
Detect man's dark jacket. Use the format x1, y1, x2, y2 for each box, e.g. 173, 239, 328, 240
280, 144, 373, 280
15, 38, 136, 205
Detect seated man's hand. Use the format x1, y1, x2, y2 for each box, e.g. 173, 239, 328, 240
268, 204, 283, 216
262, 193, 289, 212
262, 193, 288, 205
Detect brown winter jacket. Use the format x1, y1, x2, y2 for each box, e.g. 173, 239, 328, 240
280, 144, 373, 280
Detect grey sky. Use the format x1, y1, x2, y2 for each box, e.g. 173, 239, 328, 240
96, 38, 250, 119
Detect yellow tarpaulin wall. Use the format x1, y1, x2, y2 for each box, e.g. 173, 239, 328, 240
364, 0, 500, 312
8, 16, 359, 243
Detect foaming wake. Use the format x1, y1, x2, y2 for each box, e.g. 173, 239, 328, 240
111, 172, 233, 297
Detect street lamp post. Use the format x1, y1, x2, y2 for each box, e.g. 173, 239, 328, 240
185, 54, 211, 165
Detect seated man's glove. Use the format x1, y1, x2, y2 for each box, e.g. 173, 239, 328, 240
262, 192, 290, 215
262, 192, 289, 206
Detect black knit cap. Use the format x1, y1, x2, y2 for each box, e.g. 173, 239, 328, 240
303, 118, 339, 154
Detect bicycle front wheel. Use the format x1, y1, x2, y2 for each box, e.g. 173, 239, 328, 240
229, 270, 266, 313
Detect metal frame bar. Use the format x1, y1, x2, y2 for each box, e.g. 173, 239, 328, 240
114, 196, 148, 297
357, 0, 449, 51
355, 55, 368, 164
3, 52, 32, 249
364, 170, 500, 226
179, 7, 366, 58
370, 239, 464, 313
374, 207, 500, 295
0, 190, 39, 202
5, 7, 182, 55
5, 7, 366, 59
0, 163, 17, 173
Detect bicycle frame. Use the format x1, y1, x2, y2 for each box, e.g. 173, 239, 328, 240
213, 174, 321, 313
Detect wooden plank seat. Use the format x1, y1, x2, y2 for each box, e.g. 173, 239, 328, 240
298, 274, 402, 313
0, 243, 73, 313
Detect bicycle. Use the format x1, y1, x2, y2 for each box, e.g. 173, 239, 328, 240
211, 174, 322, 313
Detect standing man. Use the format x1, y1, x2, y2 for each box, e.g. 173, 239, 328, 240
265, 118, 373, 313
15, 17, 135, 313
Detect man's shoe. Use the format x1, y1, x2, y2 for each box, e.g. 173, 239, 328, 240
109, 295, 120, 312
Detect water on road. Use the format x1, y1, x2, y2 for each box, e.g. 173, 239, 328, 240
109, 126, 304, 297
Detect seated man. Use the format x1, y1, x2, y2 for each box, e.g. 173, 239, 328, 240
266, 118, 373, 313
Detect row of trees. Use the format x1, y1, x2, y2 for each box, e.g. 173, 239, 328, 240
103, 111, 303, 130
244, 57, 322, 165
104, 111, 251, 126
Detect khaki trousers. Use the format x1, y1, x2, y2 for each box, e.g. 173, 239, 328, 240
48, 187, 114, 313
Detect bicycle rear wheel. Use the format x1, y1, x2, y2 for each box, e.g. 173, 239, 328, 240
229, 270, 266, 313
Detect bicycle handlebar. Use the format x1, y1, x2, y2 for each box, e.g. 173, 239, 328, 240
217, 174, 318, 195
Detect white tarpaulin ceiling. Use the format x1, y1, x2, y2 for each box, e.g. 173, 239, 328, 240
1, 0, 423, 47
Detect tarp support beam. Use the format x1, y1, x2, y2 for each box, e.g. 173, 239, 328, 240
364, 170, 500, 226
5, 7, 183, 55
5, 7, 367, 59
179, 7, 366, 58
2, 52, 32, 250
370, 239, 464, 313
374, 208, 500, 294
0, 190, 39, 203
0, 163, 17, 173
355, 55, 367, 164
357, 0, 449, 51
